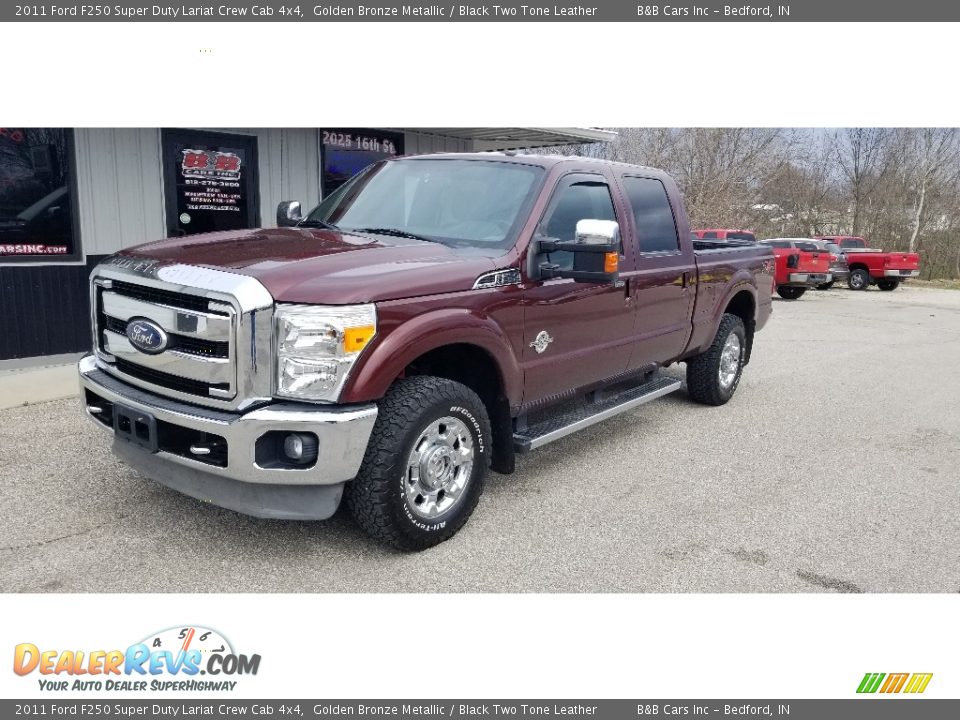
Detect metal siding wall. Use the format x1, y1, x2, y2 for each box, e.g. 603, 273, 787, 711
0, 255, 105, 359
74, 128, 166, 256
402, 131, 472, 156
281, 129, 321, 216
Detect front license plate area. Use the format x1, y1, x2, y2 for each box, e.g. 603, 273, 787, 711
113, 404, 159, 452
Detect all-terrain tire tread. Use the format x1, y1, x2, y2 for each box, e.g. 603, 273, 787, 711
345, 376, 489, 551
686, 313, 746, 407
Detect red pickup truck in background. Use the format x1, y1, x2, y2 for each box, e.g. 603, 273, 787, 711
816, 235, 920, 291
758, 238, 832, 300
693, 228, 757, 242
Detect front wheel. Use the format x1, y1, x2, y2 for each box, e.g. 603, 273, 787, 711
848, 269, 871, 290
346, 376, 491, 551
776, 286, 806, 300
877, 279, 900, 291
686, 313, 746, 406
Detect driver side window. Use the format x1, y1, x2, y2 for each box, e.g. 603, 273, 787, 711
540, 179, 618, 270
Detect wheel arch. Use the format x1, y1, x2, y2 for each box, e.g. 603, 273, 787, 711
340, 310, 520, 474
719, 286, 757, 364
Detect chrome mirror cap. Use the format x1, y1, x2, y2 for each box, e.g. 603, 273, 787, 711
575, 218, 620, 245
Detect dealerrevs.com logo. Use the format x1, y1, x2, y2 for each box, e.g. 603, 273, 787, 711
13, 626, 261, 693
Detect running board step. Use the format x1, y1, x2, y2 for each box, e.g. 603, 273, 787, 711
513, 375, 682, 453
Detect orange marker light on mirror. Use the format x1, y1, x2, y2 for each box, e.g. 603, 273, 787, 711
604, 252, 619, 274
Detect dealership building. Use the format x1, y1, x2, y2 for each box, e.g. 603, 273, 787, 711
0, 127, 613, 363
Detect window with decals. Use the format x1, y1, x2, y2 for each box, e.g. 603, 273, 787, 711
0, 128, 77, 261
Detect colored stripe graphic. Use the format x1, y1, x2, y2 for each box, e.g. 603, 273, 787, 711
857, 672, 932, 694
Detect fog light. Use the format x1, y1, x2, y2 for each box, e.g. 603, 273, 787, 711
283, 433, 319, 464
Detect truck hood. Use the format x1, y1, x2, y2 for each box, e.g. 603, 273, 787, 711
121, 227, 501, 304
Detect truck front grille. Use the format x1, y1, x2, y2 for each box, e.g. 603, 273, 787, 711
94, 278, 238, 403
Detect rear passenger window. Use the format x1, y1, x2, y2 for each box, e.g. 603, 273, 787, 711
623, 177, 680, 253
702, 231, 718, 239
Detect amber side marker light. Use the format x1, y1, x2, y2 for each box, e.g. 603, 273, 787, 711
343, 325, 376, 353
604, 252, 619, 274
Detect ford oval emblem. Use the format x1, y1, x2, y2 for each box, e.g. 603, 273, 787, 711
126, 318, 168, 355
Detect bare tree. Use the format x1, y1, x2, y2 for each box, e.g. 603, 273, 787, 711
902, 128, 960, 252
833, 128, 891, 235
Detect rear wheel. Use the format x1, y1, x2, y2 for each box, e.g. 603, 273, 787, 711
877, 279, 900, 291
848, 269, 870, 290
816, 280, 835, 290
346, 376, 491, 551
686, 313, 746, 406
776, 286, 806, 300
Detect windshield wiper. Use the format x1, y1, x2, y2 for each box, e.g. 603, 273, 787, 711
352, 227, 438, 243
297, 219, 339, 230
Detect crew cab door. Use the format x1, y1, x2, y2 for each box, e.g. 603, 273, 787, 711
520, 172, 636, 405
616, 174, 696, 370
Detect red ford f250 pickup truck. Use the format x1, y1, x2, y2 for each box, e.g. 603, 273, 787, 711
79, 153, 773, 549
816, 235, 920, 291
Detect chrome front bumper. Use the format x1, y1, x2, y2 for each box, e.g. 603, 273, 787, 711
79, 355, 378, 520
884, 269, 920, 278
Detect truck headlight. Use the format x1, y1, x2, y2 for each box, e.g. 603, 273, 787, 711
275, 304, 377, 402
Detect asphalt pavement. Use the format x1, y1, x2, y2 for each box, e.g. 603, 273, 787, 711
2, 285, 959, 593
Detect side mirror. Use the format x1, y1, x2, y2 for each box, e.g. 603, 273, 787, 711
276, 201, 302, 227
531, 219, 620, 284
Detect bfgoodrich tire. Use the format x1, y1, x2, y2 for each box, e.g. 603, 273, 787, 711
776, 286, 806, 300
877, 279, 900, 291
346, 376, 491, 551
686, 313, 747, 406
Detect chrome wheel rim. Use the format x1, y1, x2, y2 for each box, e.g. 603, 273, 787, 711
851, 273, 865, 289
404, 416, 474, 520
718, 333, 742, 390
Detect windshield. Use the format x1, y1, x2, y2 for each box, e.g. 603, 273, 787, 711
824, 243, 843, 254
303, 158, 544, 250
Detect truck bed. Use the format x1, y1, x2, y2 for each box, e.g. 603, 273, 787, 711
691, 238, 757, 252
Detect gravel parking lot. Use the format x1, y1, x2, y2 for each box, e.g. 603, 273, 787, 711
2, 285, 959, 593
